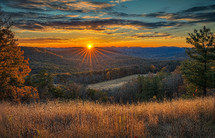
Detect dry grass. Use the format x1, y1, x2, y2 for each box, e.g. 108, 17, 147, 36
0, 97, 215, 138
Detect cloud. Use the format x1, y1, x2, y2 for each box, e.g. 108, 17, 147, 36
82, 16, 100, 19
19, 37, 68, 43
143, 4, 215, 23
66, 1, 114, 12
1, 0, 115, 13
2, 0, 214, 34
110, 0, 134, 3
106, 4, 215, 23
132, 32, 172, 39
108, 12, 144, 17
182, 4, 215, 12
66, 15, 80, 18
14, 18, 185, 32
1, 0, 50, 11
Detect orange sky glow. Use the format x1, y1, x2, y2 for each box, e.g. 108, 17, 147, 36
3, 0, 214, 48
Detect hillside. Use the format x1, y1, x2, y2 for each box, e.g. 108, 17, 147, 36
48, 47, 187, 60
107, 47, 187, 60
21, 47, 77, 74
22, 47, 139, 73
21, 47, 185, 75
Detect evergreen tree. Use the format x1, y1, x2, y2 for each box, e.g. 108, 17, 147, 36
0, 15, 37, 102
26, 70, 56, 99
181, 26, 215, 96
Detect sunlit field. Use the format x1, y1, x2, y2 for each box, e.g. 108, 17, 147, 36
1, 97, 215, 138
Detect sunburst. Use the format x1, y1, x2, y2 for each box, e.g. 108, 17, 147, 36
72, 45, 119, 71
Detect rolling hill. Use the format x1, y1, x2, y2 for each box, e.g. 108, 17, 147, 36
102, 47, 187, 60
21, 47, 186, 74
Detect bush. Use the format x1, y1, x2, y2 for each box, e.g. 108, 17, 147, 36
63, 83, 84, 99
111, 80, 138, 103
3, 86, 39, 103
86, 88, 109, 102
137, 73, 165, 101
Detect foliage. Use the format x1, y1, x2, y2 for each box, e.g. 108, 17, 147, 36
111, 79, 138, 103
137, 73, 165, 101
10, 86, 39, 103
0, 15, 37, 102
49, 86, 64, 99
181, 26, 215, 96
185, 81, 203, 98
62, 83, 84, 99
136, 67, 184, 101
25, 70, 55, 99
86, 88, 109, 102
162, 67, 184, 98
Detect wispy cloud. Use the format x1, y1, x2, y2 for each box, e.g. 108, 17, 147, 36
1, 0, 115, 13
66, 1, 114, 12
144, 4, 215, 23
66, 15, 80, 18
19, 37, 68, 43
132, 32, 172, 39
182, 4, 215, 12
108, 12, 144, 17
110, 0, 134, 3
14, 18, 185, 32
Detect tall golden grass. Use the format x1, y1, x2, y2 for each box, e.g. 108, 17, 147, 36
0, 97, 215, 137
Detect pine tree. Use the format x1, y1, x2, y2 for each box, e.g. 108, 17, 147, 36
181, 26, 215, 96
0, 15, 37, 102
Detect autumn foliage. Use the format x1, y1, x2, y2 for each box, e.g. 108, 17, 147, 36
0, 16, 38, 102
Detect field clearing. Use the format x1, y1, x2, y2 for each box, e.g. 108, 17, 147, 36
87, 74, 147, 90
0, 97, 215, 137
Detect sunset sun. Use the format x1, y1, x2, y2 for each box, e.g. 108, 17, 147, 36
87, 44, 93, 49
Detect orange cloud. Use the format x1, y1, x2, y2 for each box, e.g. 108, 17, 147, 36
66, 15, 80, 18
19, 38, 68, 43
82, 16, 100, 19
66, 1, 114, 12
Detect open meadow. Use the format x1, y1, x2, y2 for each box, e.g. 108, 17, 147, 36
1, 97, 215, 138
87, 74, 146, 90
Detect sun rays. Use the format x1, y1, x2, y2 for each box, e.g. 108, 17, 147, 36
72, 46, 119, 71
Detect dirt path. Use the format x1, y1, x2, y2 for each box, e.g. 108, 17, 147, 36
87, 74, 148, 90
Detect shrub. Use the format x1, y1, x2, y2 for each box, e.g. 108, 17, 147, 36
3, 86, 39, 103
63, 83, 84, 99
137, 74, 165, 101
86, 88, 109, 102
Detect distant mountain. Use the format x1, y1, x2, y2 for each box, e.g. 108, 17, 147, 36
21, 46, 186, 74
101, 47, 187, 60
21, 47, 151, 74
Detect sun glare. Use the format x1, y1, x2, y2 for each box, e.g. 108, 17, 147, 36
87, 44, 92, 49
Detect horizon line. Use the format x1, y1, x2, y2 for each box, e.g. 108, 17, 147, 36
19, 46, 189, 49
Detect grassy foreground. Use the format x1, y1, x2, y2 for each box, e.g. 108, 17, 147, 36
0, 97, 215, 138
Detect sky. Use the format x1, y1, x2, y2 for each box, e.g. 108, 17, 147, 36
0, 0, 215, 47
